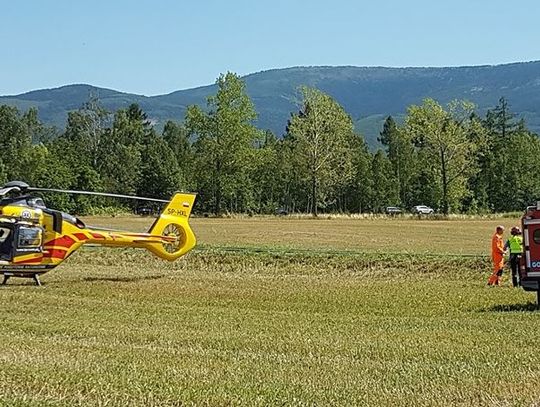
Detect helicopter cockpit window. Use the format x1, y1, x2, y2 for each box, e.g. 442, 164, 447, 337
17, 226, 42, 250
0, 227, 11, 243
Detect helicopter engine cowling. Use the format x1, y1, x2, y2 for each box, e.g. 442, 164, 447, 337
0, 205, 43, 224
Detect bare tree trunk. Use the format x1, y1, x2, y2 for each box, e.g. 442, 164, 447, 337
311, 174, 318, 216
214, 161, 222, 215
440, 149, 448, 215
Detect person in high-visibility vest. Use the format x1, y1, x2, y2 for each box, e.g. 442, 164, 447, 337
504, 226, 523, 287
488, 225, 506, 286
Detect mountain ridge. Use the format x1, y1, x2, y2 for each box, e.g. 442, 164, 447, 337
2, 60, 540, 147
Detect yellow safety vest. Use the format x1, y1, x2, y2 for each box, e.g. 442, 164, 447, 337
508, 235, 523, 254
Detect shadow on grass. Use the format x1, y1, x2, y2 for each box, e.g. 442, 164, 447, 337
481, 302, 539, 312
0, 274, 170, 287
0, 281, 43, 287
82, 274, 168, 283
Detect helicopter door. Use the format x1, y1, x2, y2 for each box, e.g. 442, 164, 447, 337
0, 224, 14, 260
12, 225, 43, 258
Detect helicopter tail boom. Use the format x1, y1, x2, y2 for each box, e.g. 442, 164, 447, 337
143, 192, 197, 261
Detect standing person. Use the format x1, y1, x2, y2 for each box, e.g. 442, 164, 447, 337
488, 225, 506, 286
504, 226, 523, 287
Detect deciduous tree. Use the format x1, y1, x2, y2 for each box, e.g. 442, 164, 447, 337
286, 87, 356, 216
186, 72, 259, 214
405, 99, 477, 214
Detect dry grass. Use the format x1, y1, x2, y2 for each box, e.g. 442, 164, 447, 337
84, 215, 522, 255
1, 217, 539, 406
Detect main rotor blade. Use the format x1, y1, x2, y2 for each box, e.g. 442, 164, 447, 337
28, 188, 169, 203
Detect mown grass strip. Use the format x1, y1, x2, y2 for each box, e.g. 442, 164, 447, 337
195, 243, 487, 259
74, 246, 491, 280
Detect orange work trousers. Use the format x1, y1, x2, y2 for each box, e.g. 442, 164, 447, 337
488, 258, 504, 285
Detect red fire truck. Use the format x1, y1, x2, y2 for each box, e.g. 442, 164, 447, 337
521, 204, 540, 304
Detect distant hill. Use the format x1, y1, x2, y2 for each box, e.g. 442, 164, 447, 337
2, 61, 540, 148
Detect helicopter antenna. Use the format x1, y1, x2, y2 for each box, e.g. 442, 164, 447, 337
27, 188, 169, 203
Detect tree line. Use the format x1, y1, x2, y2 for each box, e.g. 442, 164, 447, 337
0, 72, 538, 215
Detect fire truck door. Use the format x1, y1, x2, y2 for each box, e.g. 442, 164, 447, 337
524, 220, 540, 278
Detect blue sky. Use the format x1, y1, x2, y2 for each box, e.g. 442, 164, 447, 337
1, 0, 539, 95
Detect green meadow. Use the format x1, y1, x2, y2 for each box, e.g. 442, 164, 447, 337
1, 217, 539, 406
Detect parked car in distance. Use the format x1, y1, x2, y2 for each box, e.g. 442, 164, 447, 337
384, 206, 402, 215
275, 207, 288, 216
412, 205, 434, 215
136, 207, 153, 216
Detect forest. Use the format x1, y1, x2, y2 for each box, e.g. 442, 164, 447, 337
0, 72, 537, 215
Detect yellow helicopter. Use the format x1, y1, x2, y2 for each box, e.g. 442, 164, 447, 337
0, 181, 196, 286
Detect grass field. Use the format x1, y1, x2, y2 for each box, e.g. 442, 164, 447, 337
2, 217, 540, 406
88, 216, 523, 255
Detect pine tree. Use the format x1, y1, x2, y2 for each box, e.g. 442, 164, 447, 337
138, 133, 182, 199
162, 121, 194, 191
98, 104, 152, 197
370, 150, 398, 212
379, 116, 415, 207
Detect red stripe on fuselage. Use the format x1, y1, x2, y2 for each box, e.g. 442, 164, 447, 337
43, 249, 68, 259
74, 233, 89, 241
44, 236, 76, 249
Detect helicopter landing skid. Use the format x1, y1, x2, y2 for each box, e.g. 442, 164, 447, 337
1, 273, 42, 286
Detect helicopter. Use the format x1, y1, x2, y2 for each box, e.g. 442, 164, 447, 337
0, 181, 196, 286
